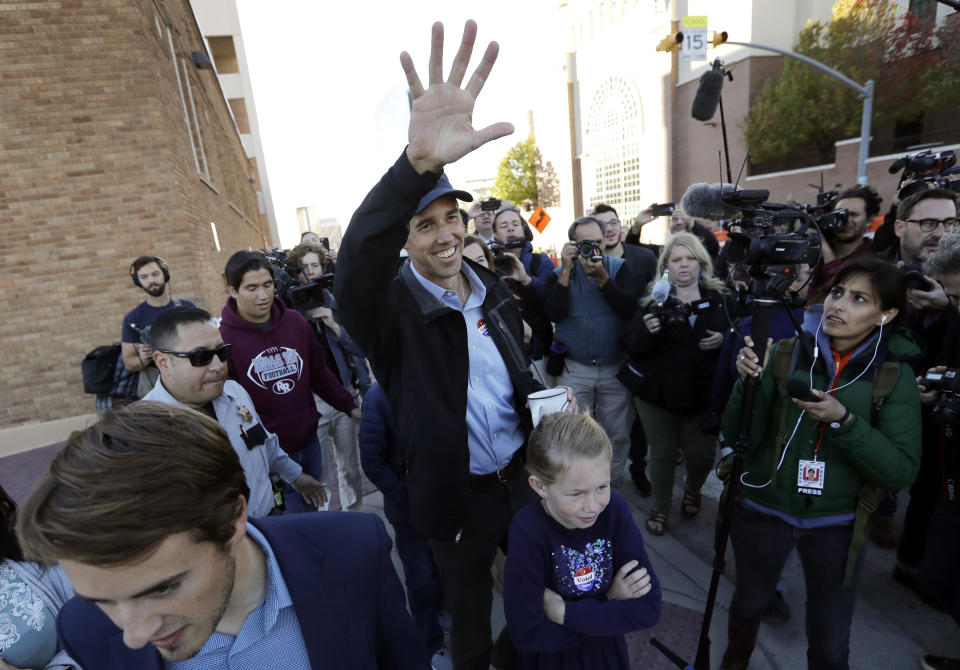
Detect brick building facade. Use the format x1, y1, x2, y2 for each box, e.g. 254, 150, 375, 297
1, 0, 269, 433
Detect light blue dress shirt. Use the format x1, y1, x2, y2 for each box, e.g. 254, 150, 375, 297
409, 262, 525, 474
166, 525, 310, 669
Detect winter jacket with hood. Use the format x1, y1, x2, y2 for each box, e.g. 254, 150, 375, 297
220, 296, 356, 453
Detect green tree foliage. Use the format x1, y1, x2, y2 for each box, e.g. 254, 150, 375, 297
742, 0, 939, 165
923, 17, 960, 109
493, 136, 538, 205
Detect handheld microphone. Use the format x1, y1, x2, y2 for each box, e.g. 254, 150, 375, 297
680, 183, 741, 221
651, 270, 672, 304
691, 59, 725, 122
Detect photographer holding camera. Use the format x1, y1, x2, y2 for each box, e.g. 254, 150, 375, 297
288, 242, 370, 510
808, 185, 881, 298
467, 197, 499, 243
489, 204, 555, 297
893, 234, 960, 627
619, 232, 729, 536
544, 216, 638, 485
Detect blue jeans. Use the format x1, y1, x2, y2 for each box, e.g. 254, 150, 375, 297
729, 502, 866, 670
283, 435, 324, 514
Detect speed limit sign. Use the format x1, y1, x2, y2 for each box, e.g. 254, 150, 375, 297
681, 16, 707, 62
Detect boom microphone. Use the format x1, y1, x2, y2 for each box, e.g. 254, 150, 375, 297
691, 59, 725, 122
680, 183, 740, 221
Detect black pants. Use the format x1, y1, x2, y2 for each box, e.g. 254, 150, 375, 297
429, 467, 533, 670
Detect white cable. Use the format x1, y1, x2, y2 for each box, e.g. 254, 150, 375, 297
739, 322, 884, 490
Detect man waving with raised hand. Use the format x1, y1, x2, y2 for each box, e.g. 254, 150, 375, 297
336, 21, 552, 670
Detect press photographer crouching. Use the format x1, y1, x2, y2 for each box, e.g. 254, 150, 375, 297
620, 232, 731, 536
720, 256, 920, 670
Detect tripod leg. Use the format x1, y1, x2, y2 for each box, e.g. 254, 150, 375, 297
719, 619, 759, 670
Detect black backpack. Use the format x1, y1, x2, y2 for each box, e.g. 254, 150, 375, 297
82, 343, 122, 394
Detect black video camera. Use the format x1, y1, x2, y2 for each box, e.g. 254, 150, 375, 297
890, 149, 960, 201
576, 240, 603, 263
920, 369, 960, 424
721, 189, 821, 299
263, 248, 331, 313
488, 238, 527, 276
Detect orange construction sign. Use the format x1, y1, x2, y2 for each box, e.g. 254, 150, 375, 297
529, 206, 551, 233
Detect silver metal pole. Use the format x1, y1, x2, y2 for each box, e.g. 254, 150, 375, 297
722, 41, 873, 185
857, 80, 874, 186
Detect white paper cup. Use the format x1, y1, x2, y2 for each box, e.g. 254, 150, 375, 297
528, 387, 570, 427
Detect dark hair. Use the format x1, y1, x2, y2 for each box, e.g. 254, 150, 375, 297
464, 235, 495, 269
150, 306, 214, 352
17, 403, 250, 566
0, 485, 23, 562
567, 216, 602, 241
896, 188, 959, 222
493, 206, 527, 233
131, 255, 163, 276
830, 255, 906, 327
591, 203, 619, 219
837, 185, 882, 219
224, 251, 273, 290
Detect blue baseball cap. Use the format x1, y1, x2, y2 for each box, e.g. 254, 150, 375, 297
416, 174, 473, 215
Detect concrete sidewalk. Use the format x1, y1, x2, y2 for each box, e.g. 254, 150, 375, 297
354, 469, 958, 670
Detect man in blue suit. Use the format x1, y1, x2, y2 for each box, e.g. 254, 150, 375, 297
16, 401, 428, 669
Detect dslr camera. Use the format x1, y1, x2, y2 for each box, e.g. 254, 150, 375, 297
901, 262, 935, 292
480, 197, 502, 212
488, 238, 527, 276
646, 297, 691, 333
920, 368, 960, 424
576, 240, 603, 263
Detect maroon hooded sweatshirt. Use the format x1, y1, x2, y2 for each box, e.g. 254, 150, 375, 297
220, 297, 356, 453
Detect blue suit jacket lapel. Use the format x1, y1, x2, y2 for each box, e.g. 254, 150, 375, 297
250, 517, 352, 670
110, 632, 164, 669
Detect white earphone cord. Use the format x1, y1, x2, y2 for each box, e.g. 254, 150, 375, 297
740, 320, 885, 489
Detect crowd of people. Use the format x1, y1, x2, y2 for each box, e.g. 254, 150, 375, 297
3, 18, 959, 670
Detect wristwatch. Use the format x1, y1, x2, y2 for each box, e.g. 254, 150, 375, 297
829, 407, 851, 429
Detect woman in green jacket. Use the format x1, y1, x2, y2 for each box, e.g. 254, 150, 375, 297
719, 256, 921, 670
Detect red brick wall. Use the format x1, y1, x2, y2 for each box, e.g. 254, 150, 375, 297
0, 0, 268, 428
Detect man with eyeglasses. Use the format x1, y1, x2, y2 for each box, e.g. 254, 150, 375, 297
143, 306, 327, 517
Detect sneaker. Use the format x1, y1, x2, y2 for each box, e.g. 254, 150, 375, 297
762, 591, 791, 624
431, 646, 454, 670
921, 654, 960, 670
631, 470, 652, 497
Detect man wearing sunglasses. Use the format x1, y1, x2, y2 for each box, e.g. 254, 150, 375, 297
143, 306, 327, 517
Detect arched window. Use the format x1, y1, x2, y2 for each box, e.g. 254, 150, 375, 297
585, 77, 643, 215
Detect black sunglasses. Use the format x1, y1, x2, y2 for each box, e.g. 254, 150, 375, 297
158, 343, 232, 367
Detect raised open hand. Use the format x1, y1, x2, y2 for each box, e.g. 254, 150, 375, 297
401, 20, 514, 175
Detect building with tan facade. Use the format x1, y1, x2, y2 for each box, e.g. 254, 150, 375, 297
1, 0, 268, 450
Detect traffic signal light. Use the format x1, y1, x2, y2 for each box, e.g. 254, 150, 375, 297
711, 31, 728, 47
656, 32, 684, 52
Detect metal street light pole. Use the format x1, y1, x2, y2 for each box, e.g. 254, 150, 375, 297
724, 40, 875, 186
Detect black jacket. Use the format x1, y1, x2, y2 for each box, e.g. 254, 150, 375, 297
335, 152, 541, 540
620, 286, 730, 416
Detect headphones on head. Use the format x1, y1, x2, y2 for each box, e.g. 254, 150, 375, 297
129, 256, 170, 287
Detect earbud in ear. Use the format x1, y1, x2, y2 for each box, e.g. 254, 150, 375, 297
881, 315, 887, 324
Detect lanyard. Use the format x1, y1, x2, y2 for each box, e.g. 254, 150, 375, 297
813, 348, 855, 457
